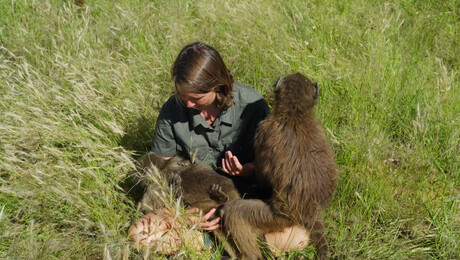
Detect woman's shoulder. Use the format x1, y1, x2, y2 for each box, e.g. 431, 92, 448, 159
158, 95, 187, 121
162, 95, 180, 108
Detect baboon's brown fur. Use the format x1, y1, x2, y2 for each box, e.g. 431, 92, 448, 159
135, 152, 240, 213
219, 73, 337, 259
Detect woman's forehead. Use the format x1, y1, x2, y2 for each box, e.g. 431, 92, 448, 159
179, 91, 212, 99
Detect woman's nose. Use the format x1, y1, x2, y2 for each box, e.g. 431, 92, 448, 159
186, 100, 195, 108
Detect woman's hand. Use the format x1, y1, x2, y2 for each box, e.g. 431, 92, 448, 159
221, 151, 254, 176
188, 208, 221, 231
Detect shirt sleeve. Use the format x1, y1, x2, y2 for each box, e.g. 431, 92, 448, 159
152, 99, 178, 157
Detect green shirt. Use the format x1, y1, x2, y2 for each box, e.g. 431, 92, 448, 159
152, 83, 270, 168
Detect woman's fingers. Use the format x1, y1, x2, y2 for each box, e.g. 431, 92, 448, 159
202, 208, 216, 221
221, 158, 230, 174
187, 207, 200, 214
200, 209, 221, 231
225, 151, 243, 175
222, 151, 234, 175
231, 156, 242, 172
201, 217, 221, 231
187, 208, 221, 231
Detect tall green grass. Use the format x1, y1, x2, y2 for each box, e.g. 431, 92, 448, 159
0, 0, 458, 258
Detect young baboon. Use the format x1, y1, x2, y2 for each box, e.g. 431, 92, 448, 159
219, 73, 337, 259
134, 152, 241, 213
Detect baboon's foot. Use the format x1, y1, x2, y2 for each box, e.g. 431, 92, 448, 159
208, 184, 229, 203
168, 173, 183, 195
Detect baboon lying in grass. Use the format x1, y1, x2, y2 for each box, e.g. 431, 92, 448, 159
130, 152, 243, 254
218, 73, 338, 259
134, 152, 241, 213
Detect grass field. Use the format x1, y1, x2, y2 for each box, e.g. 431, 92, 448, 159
0, 0, 458, 259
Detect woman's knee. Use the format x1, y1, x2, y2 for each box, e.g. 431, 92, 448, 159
265, 225, 310, 255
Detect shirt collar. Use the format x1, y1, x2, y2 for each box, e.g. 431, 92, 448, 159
219, 108, 233, 126
189, 108, 234, 129
189, 109, 207, 129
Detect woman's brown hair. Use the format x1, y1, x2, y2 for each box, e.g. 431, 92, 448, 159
172, 42, 234, 109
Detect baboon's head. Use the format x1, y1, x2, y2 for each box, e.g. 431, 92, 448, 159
274, 73, 318, 109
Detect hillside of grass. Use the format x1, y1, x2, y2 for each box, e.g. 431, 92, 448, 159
0, 0, 458, 259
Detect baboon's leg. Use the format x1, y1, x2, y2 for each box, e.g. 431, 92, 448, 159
257, 234, 275, 260
226, 223, 266, 260
211, 230, 239, 259
305, 215, 328, 260
220, 199, 290, 260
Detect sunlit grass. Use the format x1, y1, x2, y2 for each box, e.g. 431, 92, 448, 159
0, 0, 458, 258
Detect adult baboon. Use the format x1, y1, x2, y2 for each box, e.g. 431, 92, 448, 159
135, 152, 241, 213
219, 73, 337, 259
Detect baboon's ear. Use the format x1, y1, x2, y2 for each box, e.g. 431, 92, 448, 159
275, 77, 284, 92
313, 82, 319, 99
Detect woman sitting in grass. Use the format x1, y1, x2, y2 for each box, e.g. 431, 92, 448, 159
129, 42, 309, 255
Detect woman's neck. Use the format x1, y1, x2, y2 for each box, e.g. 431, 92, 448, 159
200, 105, 222, 125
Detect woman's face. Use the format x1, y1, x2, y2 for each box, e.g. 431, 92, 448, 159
179, 90, 217, 111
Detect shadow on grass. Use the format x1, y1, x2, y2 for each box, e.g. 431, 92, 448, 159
118, 112, 158, 204
120, 113, 157, 158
